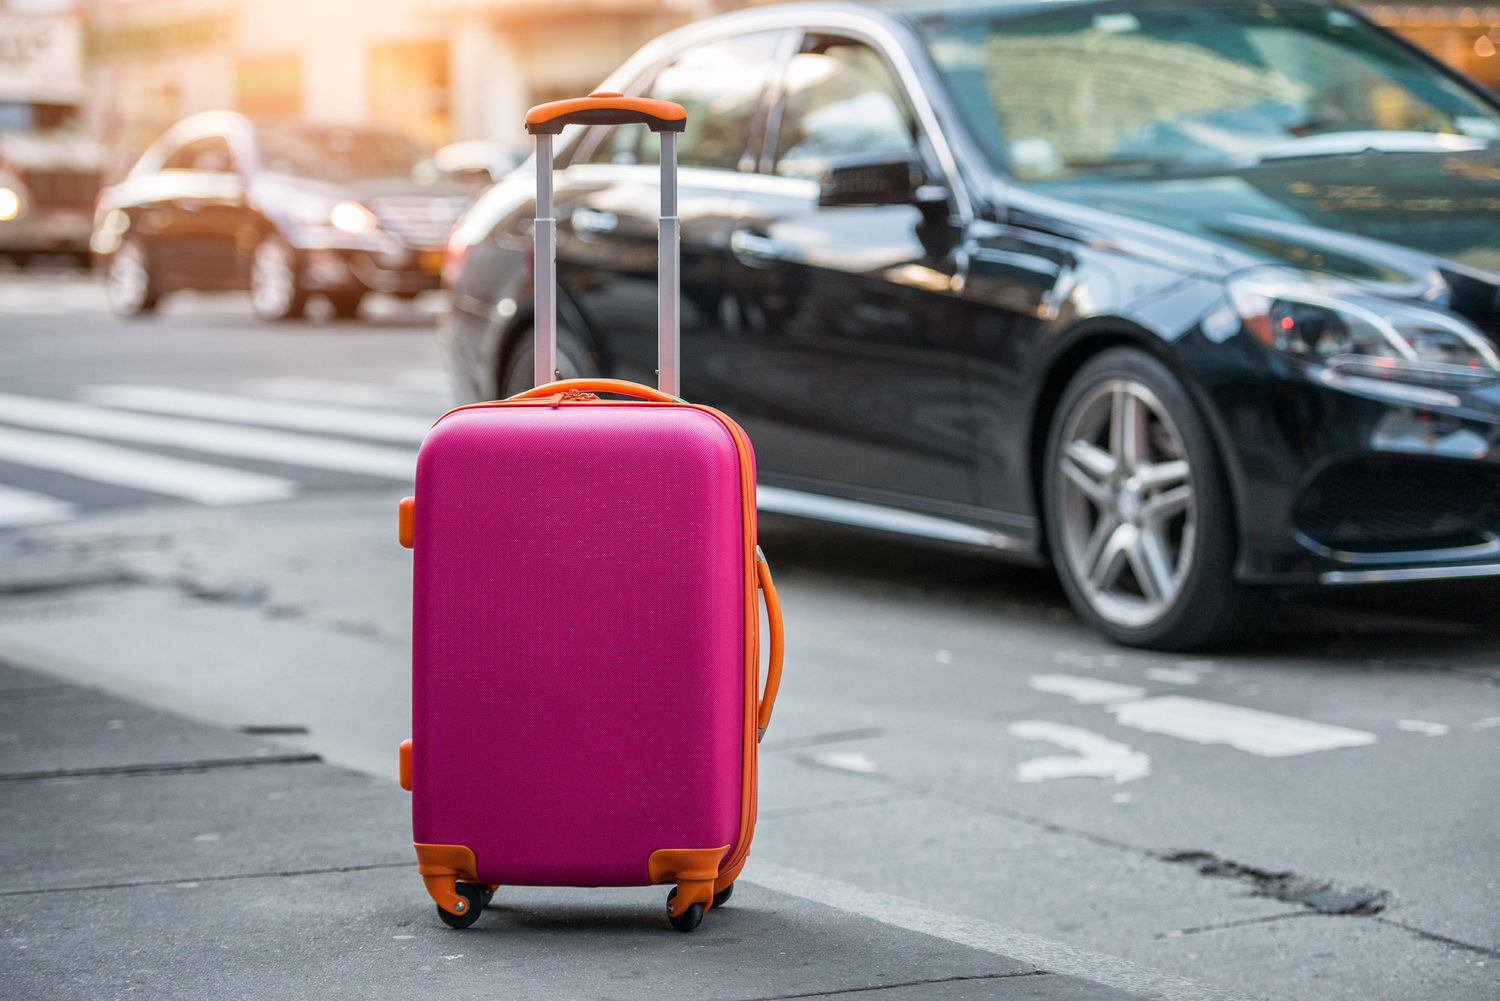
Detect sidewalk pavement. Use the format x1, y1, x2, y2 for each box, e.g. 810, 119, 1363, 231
0, 656, 1242, 1001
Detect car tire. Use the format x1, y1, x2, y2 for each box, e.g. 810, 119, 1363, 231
499, 324, 596, 398
326, 290, 364, 320
250, 235, 307, 322
1042, 347, 1273, 650
104, 238, 160, 316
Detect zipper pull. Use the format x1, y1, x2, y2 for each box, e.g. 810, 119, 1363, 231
547, 389, 599, 408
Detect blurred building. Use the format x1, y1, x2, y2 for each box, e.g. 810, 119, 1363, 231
68, 0, 1500, 165
81, 0, 725, 163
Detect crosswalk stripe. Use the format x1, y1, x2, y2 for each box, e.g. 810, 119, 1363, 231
240, 376, 452, 412
0, 392, 415, 481
0, 483, 76, 527
0, 425, 296, 505
80, 385, 432, 444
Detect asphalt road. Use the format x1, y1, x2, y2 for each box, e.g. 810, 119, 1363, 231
1, 269, 1497, 999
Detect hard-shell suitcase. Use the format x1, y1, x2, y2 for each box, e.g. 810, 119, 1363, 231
397, 93, 784, 932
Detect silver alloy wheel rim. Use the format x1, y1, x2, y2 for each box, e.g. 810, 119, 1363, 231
106, 241, 148, 313
1055, 378, 1196, 629
250, 239, 295, 318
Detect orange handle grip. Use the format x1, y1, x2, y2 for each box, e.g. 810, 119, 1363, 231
507, 377, 680, 403
526, 92, 687, 135
756, 553, 783, 740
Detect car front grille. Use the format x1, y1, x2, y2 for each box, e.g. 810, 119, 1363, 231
1294, 457, 1500, 552
25, 168, 101, 208
367, 196, 467, 251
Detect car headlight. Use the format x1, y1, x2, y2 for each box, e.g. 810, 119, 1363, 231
1227, 269, 1500, 383
285, 193, 378, 234
329, 200, 377, 234
0, 187, 21, 221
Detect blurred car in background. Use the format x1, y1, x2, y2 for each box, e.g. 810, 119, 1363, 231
92, 112, 472, 320
434, 140, 518, 190
443, 0, 1500, 650
0, 12, 106, 265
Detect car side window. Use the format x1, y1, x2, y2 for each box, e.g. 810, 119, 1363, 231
583, 30, 783, 170
771, 37, 918, 181
162, 135, 235, 172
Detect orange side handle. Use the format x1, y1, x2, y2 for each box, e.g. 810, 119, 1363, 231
756, 552, 783, 740
526, 92, 686, 135
398, 496, 415, 548
508, 378, 679, 404
398, 738, 412, 791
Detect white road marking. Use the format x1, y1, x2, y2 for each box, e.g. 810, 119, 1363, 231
1397, 719, 1450, 737
0, 392, 415, 480
1008, 721, 1150, 783
1145, 666, 1208, 685
805, 750, 878, 774
0, 483, 75, 527
747, 862, 1252, 1001
80, 385, 432, 443
241, 376, 449, 412
0, 425, 296, 505
1472, 716, 1500, 730
1030, 673, 1145, 704
1109, 696, 1376, 757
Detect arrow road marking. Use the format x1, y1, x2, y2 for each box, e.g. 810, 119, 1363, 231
1008, 721, 1151, 783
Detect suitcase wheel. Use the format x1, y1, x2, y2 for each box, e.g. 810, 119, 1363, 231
436, 882, 487, 929
665, 887, 706, 933
712, 882, 734, 909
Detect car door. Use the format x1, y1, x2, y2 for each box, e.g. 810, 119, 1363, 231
719, 32, 976, 507
555, 29, 789, 391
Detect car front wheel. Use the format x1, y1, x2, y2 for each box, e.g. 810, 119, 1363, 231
1042, 347, 1272, 650
105, 238, 160, 316
250, 236, 307, 321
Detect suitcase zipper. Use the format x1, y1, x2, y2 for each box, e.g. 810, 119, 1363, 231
546, 389, 600, 407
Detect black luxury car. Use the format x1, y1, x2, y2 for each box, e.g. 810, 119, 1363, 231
441, 0, 1500, 649
92, 112, 472, 320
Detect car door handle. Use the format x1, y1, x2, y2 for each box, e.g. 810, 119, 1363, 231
730, 229, 783, 267
570, 208, 617, 235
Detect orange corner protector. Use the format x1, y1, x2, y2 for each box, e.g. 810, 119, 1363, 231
398, 496, 415, 548
414, 843, 478, 915
398, 738, 412, 791
649, 845, 730, 916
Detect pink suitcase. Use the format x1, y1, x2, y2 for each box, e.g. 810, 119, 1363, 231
397, 93, 784, 932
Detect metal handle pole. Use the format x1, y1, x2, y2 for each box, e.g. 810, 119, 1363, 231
534, 134, 557, 389
658, 131, 680, 397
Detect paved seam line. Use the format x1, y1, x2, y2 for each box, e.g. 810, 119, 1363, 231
0, 861, 412, 897
747, 862, 1259, 1001
737, 971, 1048, 1001
1155, 911, 1310, 940
759, 792, 923, 822
1374, 917, 1500, 959
0, 753, 322, 782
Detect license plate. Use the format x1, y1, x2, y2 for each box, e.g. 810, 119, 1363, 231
420, 250, 444, 273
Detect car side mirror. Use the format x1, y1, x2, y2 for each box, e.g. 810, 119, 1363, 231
817, 154, 950, 222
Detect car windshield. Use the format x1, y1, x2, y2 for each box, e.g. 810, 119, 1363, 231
255, 124, 431, 182
0, 101, 82, 133
918, 3, 1500, 181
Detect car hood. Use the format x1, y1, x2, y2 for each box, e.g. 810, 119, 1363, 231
1025, 145, 1500, 305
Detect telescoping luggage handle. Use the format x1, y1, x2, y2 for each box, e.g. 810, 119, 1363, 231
525, 93, 688, 396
